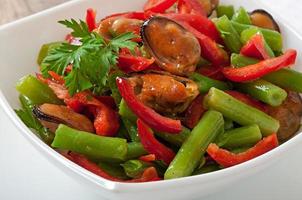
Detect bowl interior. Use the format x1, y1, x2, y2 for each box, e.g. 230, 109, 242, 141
1, 0, 302, 196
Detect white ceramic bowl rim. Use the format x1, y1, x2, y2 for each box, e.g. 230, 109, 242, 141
1, 0, 302, 193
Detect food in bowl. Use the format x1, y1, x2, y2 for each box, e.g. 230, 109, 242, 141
14, 0, 302, 182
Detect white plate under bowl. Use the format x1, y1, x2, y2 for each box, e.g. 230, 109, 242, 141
0, 0, 302, 200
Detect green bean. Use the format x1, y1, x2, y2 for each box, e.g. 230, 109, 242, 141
190, 72, 232, 93
215, 16, 242, 53
204, 88, 279, 136
215, 124, 262, 149
224, 118, 234, 130
121, 160, 152, 178
230, 54, 302, 93
264, 68, 302, 93
98, 162, 129, 180
119, 99, 137, 123
108, 70, 125, 105
232, 7, 251, 25
126, 142, 148, 160
192, 164, 221, 175
16, 95, 54, 144
52, 124, 128, 161
235, 79, 287, 106
122, 118, 140, 142
231, 53, 259, 67
155, 127, 191, 147
37, 42, 63, 65
231, 21, 282, 51
240, 28, 275, 57
16, 75, 62, 105
164, 110, 224, 179
216, 5, 235, 19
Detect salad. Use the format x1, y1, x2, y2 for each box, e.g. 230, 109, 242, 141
15, 0, 302, 182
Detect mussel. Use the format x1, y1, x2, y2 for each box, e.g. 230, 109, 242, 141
128, 71, 199, 114
250, 9, 280, 32
141, 17, 201, 76
267, 92, 302, 142
198, 0, 220, 16
33, 104, 94, 133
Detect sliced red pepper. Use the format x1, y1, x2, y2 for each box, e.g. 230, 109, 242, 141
103, 11, 146, 21
222, 49, 297, 82
86, 8, 97, 32
240, 34, 270, 60
116, 77, 182, 133
95, 96, 117, 110
178, 0, 207, 16
137, 119, 175, 165
225, 90, 268, 113
88, 105, 120, 137
181, 22, 229, 67
207, 133, 279, 167
163, 13, 222, 43
118, 53, 155, 73
144, 0, 177, 13
139, 154, 156, 162
183, 95, 206, 129
126, 167, 161, 182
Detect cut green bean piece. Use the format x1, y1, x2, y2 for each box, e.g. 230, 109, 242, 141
235, 79, 287, 106
16, 95, 54, 144
216, 124, 262, 149
16, 75, 62, 105
190, 72, 232, 93
204, 88, 279, 136
37, 42, 63, 65
232, 7, 251, 25
52, 125, 128, 161
231, 53, 259, 67
264, 68, 302, 93
126, 142, 148, 160
119, 99, 137, 123
231, 21, 282, 51
122, 118, 140, 142
215, 16, 242, 53
121, 160, 152, 178
164, 110, 224, 179
155, 127, 191, 147
216, 5, 235, 19
240, 27, 275, 57
98, 162, 129, 180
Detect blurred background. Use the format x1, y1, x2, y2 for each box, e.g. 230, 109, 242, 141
0, 0, 70, 25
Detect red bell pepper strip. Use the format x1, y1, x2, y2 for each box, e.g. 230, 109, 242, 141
207, 133, 279, 167
163, 13, 222, 43
118, 53, 155, 73
95, 96, 117, 110
88, 105, 120, 137
139, 154, 156, 162
225, 90, 268, 113
103, 11, 146, 21
183, 95, 206, 129
197, 65, 225, 80
240, 34, 270, 60
144, 0, 177, 13
116, 77, 182, 133
137, 119, 176, 165
86, 8, 97, 32
222, 49, 297, 82
181, 22, 229, 67
67, 152, 160, 182
178, 0, 207, 16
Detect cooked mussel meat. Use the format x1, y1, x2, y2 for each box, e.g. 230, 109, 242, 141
250, 9, 280, 32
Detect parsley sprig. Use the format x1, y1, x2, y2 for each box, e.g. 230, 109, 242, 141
41, 19, 138, 96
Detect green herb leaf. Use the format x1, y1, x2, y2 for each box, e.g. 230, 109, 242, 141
42, 19, 138, 96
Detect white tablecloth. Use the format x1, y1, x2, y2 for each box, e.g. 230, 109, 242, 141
1, 0, 302, 199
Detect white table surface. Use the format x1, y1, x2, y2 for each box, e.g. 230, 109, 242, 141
1, 0, 302, 199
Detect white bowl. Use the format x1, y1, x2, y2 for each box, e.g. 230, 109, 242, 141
1, 0, 302, 199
